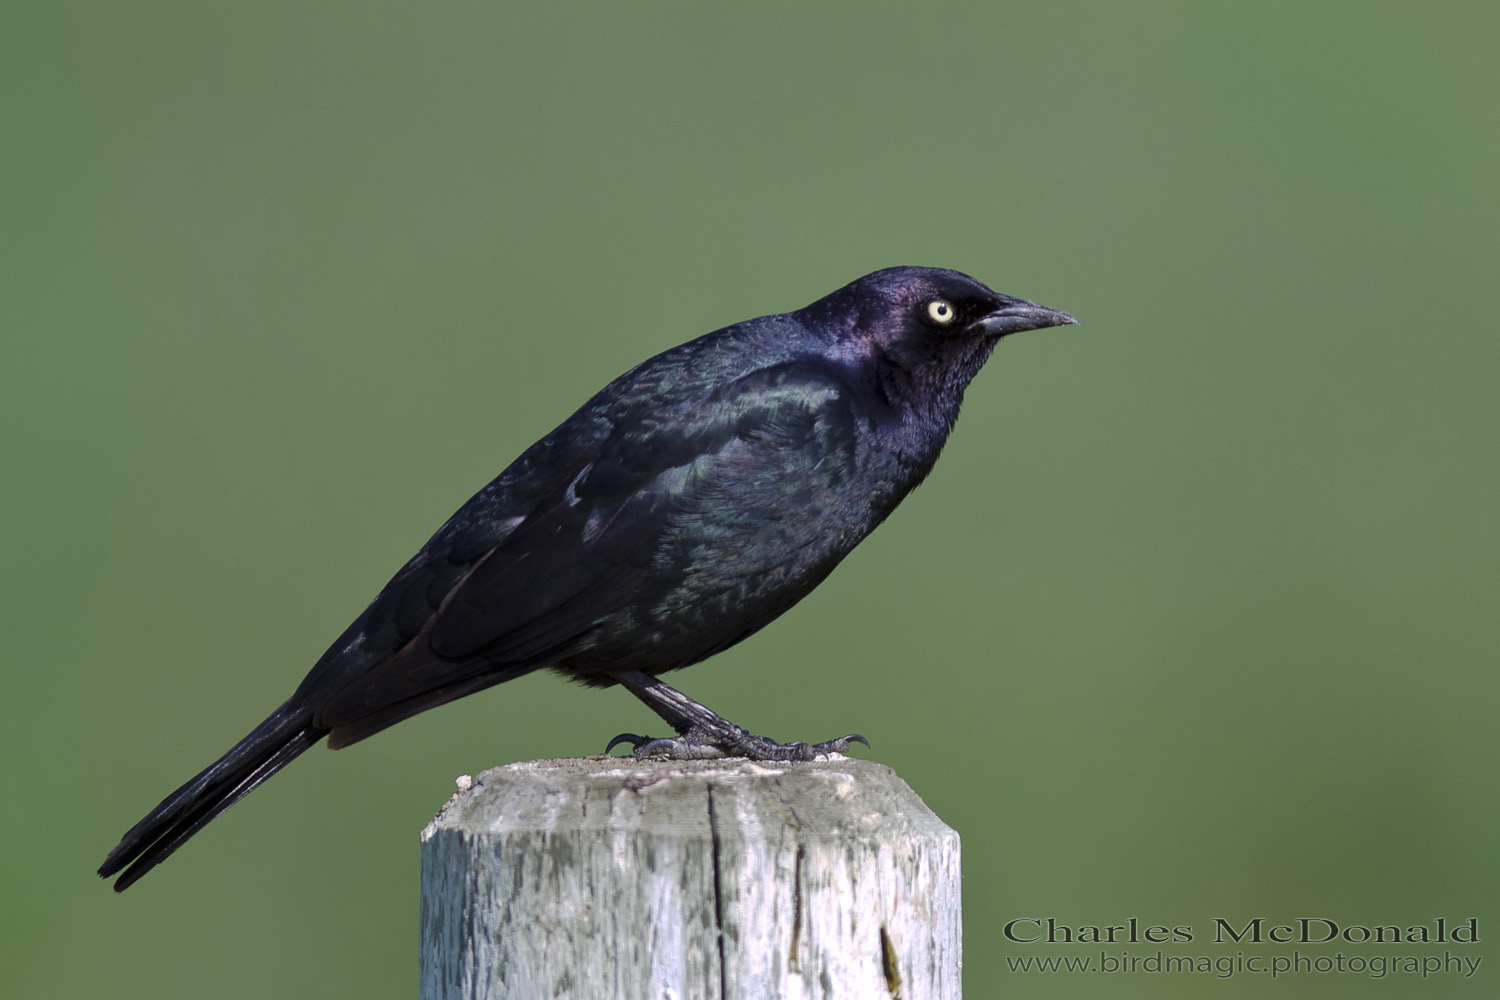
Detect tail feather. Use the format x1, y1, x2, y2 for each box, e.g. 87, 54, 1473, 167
99, 701, 327, 891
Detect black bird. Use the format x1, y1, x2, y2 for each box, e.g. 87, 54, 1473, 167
99, 266, 1075, 891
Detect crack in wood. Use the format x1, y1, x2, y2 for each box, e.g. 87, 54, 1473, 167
706, 785, 729, 1000
788, 843, 805, 973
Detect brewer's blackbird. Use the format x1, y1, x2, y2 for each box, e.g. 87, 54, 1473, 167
99, 266, 1074, 890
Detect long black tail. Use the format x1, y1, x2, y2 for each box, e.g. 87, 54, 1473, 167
99, 700, 327, 891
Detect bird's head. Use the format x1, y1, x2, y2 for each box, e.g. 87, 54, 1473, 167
799, 266, 1076, 413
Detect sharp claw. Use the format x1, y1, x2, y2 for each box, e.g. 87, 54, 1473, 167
811, 733, 869, 754
633, 737, 687, 758
604, 733, 648, 754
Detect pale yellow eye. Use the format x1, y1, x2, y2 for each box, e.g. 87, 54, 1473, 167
927, 299, 956, 324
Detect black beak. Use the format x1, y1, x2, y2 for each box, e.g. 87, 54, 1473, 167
972, 298, 1078, 338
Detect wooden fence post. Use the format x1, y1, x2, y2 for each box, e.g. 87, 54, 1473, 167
419, 756, 960, 999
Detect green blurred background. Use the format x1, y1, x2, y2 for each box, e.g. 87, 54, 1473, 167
5, 3, 1496, 997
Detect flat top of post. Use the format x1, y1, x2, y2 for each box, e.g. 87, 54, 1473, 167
422, 755, 955, 842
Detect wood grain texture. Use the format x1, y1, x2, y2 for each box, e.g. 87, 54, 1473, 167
420, 757, 960, 999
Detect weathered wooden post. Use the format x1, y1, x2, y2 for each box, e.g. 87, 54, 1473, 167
419, 756, 960, 999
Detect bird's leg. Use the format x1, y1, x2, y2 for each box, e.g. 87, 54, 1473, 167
603, 669, 868, 761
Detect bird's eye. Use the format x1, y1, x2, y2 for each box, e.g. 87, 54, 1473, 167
927, 299, 956, 325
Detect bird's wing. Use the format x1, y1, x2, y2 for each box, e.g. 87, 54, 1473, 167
429, 358, 858, 660
311, 358, 858, 730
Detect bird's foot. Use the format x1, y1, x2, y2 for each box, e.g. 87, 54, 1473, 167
605, 726, 868, 761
